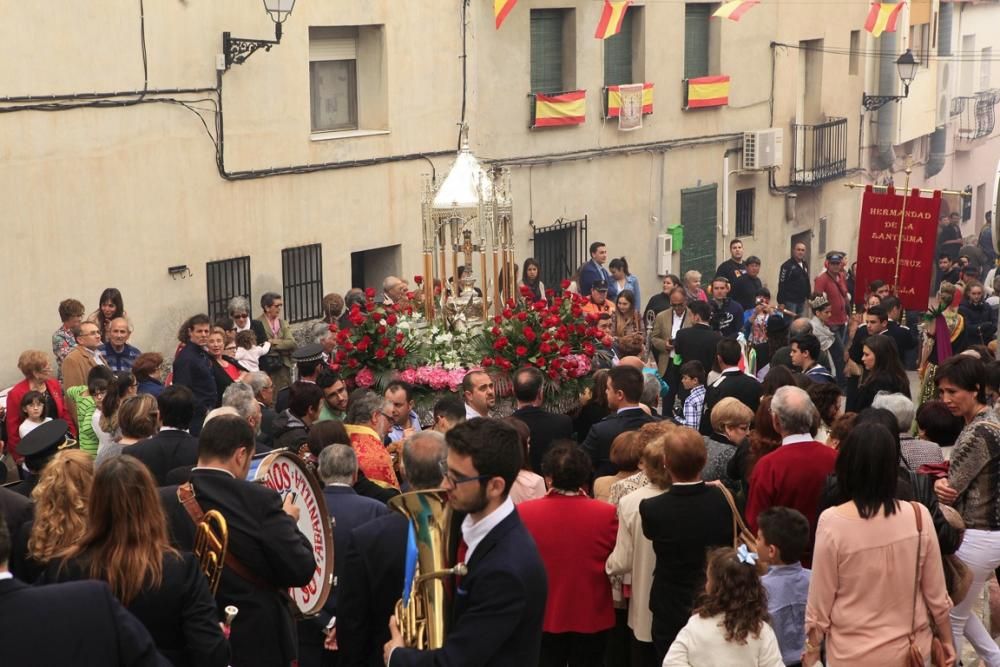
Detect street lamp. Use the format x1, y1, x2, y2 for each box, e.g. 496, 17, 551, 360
223, 0, 297, 70
862, 49, 920, 111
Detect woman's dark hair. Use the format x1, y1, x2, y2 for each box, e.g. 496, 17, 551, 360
807, 382, 843, 428
305, 420, 351, 458
100, 372, 136, 425
521, 258, 541, 286
916, 400, 964, 448
590, 369, 611, 410
20, 391, 47, 418
935, 355, 988, 405
766, 329, 790, 361
94, 288, 125, 343
747, 396, 781, 479
501, 416, 532, 471
761, 365, 797, 397
609, 257, 631, 276
615, 289, 636, 311
860, 335, 910, 397
836, 422, 899, 519
696, 547, 771, 643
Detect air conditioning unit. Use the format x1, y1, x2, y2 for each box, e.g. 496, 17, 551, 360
656, 234, 673, 276
743, 128, 784, 170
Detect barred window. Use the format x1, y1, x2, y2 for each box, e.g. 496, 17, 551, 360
735, 188, 755, 237
206, 256, 251, 320
282, 244, 324, 323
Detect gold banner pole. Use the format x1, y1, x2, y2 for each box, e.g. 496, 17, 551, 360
891, 166, 913, 292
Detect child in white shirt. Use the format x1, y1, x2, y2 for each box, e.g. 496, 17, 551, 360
18, 390, 52, 438
234, 330, 271, 373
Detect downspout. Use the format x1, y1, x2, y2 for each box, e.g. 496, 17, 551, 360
926, 1, 953, 178
875, 31, 899, 171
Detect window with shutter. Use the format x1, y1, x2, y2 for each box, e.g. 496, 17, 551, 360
680, 184, 719, 279
531, 10, 565, 93
604, 8, 635, 86
684, 4, 711, 80
309, 27, 359, 132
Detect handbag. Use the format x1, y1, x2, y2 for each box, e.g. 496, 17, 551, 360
716, 484, 761, 570
936, 504, 972, 605
907, 501, 946, 667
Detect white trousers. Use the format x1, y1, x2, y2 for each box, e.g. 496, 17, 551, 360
950, 528, 1000, 666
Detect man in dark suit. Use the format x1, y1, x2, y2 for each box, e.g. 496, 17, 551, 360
511, 366, 574, 472
8, 419, 76, 498
581, 365, 657, 477
0, 486, 31, 544
672, 300, 722, 376
338, 431, 449, 667
300, 444, 390, 667
578, 241, 612, 297
0, 514, 170, 666
128, 385, 200, 485
160, 415, 315, 667
171, 314, 217, 435
384, 419, 547, 667
700, 338, 763, 435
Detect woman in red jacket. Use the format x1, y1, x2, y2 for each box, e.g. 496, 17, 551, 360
6, 350, 74, 460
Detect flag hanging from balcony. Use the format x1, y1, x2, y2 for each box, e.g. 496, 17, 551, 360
595, 0, 632, 39
531, 90, 586, 128
606, 83, 654, 118
495, 0, 517, 29
685, 75, 731, 109
713, 0, 760, 22
865, 2, 904, 37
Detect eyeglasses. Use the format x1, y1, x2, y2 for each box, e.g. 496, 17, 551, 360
438, 460, 490, 486
232, 313, 249, 319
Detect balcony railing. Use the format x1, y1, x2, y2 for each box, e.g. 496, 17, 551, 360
954, 90, 1000, 142
791, 117, 848, 186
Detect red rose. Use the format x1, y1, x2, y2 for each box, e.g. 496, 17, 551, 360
375, 348, 387, 360
482, 357, 494, 367
493, 336, 509, 350
491, 326, 501, 336
522, 326, 536, 339
517, 312, 527, 322
377, 325, 387, 334
394, 346, 407, 357
434, 285, 443, 295
583, 342, 596, 356
539, 342, 552, 354
572, 306, 583, 318
414, 275, 424, 285
515, 345, 528, 356
532, 301, 546, 312
546, 288, 555, 297
365, 287, 376, 299
499, 359, 512, 370
519, 285, 534, 298
559, 345, 571, 356
550, 358, 562, 370
386, 313, 398, 326
405, 291, 415, 300
494, 315, 503, 325
536, 357, 547, 368
342, 341, 355, 352
395, 332, 405, 343
365, 302, 376, 312
380, 337, 390, 347
547, 368, 559, 379
506, 299, 516, 308
560, 279, 571, 289
349, 313, 365, 327
503, 308, 514, 319
335, 350, 347, 362
347, 358, 359, 368
541, 332, 551, 342
336, 329, 350, 343
585, 312, 599, 323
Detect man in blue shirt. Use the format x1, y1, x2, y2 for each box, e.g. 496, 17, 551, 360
99, 317, 141, 372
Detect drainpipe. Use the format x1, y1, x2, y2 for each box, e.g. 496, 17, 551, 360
875, 31, 899, 171
722, 147, 741, 238
926, 1, 953, 178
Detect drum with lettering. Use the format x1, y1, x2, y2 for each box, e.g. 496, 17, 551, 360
250, 449, 335, 618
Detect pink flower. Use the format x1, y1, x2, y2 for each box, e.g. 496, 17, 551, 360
355, 367, 375, 388
400, 367, 418, 384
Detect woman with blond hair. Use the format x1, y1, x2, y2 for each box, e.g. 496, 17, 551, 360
4, 349, 74, 458
45, 456, 228, 667
10, 449, 93, 581
704, 398, 754, 490
95, 394, 160, 467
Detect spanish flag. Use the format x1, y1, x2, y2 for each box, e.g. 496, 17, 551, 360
495, 0, 517, 29
594, 0, 632, 39
606, 83, 654, 117
685, 75, 731, 109
713, 0, 760, 22
865, 2, 904, 37
532, 90, 586, 128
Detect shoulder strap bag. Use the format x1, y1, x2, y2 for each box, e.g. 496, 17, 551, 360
907, 501, 946, 667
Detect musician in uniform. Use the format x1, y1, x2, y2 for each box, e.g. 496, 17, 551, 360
7, 419, 76, 498
382, 418, 547, 666
160, 414, 316, 667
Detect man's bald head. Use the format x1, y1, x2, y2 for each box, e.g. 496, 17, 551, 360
770, 385, 819, 437
618, 356, 644, 370
402, 430, 448, 490
383, 276, 407, 302
789, 317, 813, 338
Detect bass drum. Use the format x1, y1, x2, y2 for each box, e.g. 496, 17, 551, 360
250, 449, 335, 618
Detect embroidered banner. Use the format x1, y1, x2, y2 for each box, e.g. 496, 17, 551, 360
606, 83, 653, 118
854, 186, 942, 310
617, 83, 645, 130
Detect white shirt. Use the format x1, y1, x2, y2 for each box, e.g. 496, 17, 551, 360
0, 572, 12, 581
781, 433, 814, 446
461, 497, 515, 562
670, 311, 686, 339
465, 403, 487, 420
191, 465, 236, 479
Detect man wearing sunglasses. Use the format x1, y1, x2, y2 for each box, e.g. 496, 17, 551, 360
384, 419, 547, 667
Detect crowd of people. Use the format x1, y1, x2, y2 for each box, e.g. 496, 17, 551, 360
0, 216, 998, 667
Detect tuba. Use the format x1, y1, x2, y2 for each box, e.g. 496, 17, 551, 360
388, 490, 467, 650
192, 509, 229, 595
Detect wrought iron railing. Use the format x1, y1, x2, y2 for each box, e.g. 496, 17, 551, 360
282, 244, 324, 323
530, 216, 588, 290
791, 117, 848, 186
955, 90, 1000, 141
206, 256, 251, 320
